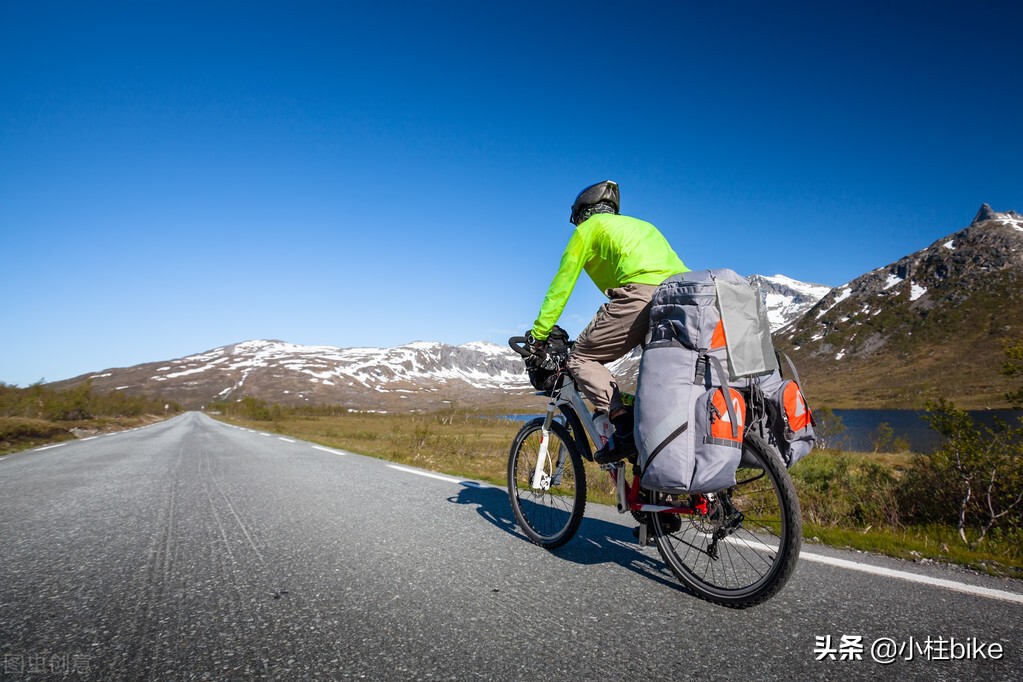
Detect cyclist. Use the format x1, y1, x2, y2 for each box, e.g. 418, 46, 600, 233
526, 180, 690, 464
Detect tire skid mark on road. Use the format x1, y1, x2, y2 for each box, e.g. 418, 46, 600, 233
209, 471, 265, 563
123, 447, 183, 675
202, 471, 237, 564
198, 448, 252, 606
163, 482, 178, 584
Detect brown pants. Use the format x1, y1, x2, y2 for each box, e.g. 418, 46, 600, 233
566, 283, 659, 413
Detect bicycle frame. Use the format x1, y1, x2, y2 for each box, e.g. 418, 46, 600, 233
532, 375, 710, 521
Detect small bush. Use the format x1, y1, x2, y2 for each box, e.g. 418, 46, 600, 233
0, 417, 72, 452
898, 400, 1023, 546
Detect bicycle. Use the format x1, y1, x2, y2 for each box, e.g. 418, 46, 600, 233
506, 336, 802, 608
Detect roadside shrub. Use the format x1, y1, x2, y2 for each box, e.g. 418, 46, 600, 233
0, 381, 180, 420
813, 406, 846, 450
898, 399, 1023, 546
0, 417, 72, 451
791, 453, 901, 528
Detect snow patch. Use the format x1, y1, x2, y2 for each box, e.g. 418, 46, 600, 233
459, 341, 512, 356
163, 366, 214, 379
884, 273, 904, 290
910, 282, 927, 301
943, 239, 955, 250
817, 287, 851, 318
991, 215, 1023, 231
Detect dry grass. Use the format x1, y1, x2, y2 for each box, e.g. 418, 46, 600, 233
221, 411, 521, 487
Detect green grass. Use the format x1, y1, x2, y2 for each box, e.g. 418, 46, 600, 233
804, 524, 1022, 578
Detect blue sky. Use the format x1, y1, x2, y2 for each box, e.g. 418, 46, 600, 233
2, 1, 1021, 387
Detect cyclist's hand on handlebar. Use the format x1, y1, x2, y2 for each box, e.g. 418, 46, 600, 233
524, 331, 547, 357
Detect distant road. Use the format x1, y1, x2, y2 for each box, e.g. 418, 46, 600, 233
1, 412, 1020, 680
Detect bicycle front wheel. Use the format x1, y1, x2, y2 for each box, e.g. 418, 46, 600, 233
652, 432, 801, 608
507, 418, 587, 549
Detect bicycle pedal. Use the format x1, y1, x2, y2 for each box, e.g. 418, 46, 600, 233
632, 525, 655, 546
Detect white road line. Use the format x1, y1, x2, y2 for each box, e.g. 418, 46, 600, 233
387, 464, 487, 487
800, 551, 1023, 605
278, 437, 296, 443
259, 433, 271, 437
311, 446, 348, 456
81, 436, 98, 441
35, 443, 68, 451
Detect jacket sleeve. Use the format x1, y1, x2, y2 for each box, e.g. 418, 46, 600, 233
531, 231, 588, 340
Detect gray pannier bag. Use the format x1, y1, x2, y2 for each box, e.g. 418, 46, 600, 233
635, 269, 778, 494
754, 354, 816, 467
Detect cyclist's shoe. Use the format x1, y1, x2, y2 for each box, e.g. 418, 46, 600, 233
593, 430, 637, 465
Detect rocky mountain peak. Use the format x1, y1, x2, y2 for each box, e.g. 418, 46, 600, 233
776, 206, 1023, 407
972, 203, 1023, 227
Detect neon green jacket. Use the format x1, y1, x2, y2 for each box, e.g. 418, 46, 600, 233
531, 213, 689, 340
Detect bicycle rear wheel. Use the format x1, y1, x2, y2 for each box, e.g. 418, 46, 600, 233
507, 418, 587, 549
652, 432, 801, 608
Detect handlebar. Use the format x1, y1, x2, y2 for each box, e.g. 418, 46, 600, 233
508, 336, 533, 358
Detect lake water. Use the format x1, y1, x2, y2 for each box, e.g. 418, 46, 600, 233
501, 409, 1023, 453
830, 409, 1023, 453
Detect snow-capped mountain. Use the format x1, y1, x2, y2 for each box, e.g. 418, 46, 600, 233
53, 340, 531, 410
55, 272, 828, 410
776, 204, 1023, 408
748, 274, 832, 331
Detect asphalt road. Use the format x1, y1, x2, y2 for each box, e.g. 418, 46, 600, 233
1, 412, 1020, 681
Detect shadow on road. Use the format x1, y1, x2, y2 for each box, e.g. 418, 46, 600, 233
448, 483, 685, 592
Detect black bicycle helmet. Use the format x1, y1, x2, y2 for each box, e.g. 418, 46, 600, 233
570, 180, 620, 225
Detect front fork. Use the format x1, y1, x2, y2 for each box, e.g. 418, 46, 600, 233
531, 400, 566, 491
